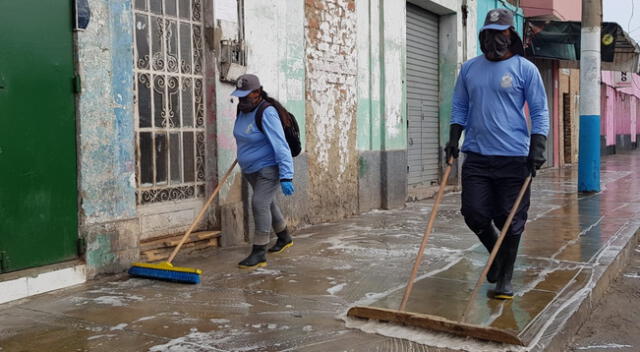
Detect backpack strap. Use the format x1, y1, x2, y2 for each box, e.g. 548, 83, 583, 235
254, 100, 272, 133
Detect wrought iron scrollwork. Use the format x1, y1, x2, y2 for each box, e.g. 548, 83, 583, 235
139, 185, 195, 204
192, 0, 202, 21
192, 25, 203, 74
134, 0, 207, 205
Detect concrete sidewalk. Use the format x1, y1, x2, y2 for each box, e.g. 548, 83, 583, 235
1, 152, 639, 352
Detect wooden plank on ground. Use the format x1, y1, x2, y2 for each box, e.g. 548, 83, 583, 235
140, 231, 221, 252
140, 238, 218, 262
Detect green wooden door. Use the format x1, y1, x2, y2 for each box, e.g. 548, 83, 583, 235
0, 0, 78, 272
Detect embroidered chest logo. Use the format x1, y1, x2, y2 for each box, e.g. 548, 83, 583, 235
500, 73, 514, 88
245, 123, 255, 134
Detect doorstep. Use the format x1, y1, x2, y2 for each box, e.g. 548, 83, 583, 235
0, 260, 86, 304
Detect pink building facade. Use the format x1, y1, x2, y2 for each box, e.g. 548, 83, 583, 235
520, 0, 581, 21
523, 0, 638, 160
601, 72, 640, 152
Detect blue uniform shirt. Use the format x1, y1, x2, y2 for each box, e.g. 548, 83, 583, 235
233, 105, 294, 180
451, 55, 549, 156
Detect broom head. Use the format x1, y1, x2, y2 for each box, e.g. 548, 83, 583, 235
128, 262, 202, 284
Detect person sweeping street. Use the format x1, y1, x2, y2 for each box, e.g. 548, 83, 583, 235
232, 74, 295, 269
445, 9, 549, 299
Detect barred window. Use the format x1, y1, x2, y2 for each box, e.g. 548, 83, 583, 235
133, 0, 205, 204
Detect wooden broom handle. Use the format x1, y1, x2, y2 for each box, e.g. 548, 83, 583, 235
167, 159, 239, 264
399, 157, 454, 311
460, 175, 532, 322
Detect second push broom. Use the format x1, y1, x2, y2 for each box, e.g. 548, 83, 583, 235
128, 160, 238, 284
347, 160, 532, 345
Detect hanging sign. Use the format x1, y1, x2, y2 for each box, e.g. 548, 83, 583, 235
614, 71, 632, 88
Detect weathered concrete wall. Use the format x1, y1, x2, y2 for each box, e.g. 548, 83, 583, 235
214, 0, 309, 244
357, 0, 470, 209
212, 6, 244, 245
355, 0, 382, 212
305, 0, 359, 222
355, 0, 410, 211
439, 11, 461, 168
76, 0, 139, 277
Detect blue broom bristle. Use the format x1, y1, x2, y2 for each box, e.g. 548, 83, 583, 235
128, 266, 200, 284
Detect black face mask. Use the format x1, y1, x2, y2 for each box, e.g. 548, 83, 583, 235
238, 94, 262, 113
480, 31, 512, 61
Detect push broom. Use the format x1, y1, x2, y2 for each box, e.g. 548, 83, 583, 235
347, 163, 533, 345
128, 160, 238, 284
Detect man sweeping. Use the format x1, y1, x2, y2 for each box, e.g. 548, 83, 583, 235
445, 9, 549, 299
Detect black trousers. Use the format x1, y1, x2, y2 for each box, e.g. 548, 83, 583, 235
461, 152, 530, 238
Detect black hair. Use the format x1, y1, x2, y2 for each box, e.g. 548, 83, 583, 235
260, 89, 293, 127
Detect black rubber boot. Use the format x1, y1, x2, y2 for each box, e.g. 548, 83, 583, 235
238, 245, 267, 269
268, 228, 293, 253
475, 227, 501, 283
494, 235, 521, 300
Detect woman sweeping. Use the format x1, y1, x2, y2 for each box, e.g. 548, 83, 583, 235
232, 74, 295, 269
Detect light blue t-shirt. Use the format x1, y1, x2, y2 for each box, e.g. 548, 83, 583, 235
233, 104, 294, 180
451, 55, 549, 156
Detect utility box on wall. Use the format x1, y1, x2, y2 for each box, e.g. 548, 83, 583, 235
219, 39, 246, 83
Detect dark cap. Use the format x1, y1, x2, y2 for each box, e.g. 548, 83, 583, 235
480, 9, 515, 32
231, 74, 261, 97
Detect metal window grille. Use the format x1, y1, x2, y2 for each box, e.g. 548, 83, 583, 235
133, 0, 206, 205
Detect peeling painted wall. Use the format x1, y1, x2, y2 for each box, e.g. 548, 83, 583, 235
76, 0, 139, 275
245, 1, 306, 144
356, 0, 407, 152
212, 0, 308, 244
357, 0, 470, 208
214, 15, 242, 205
305, 0, 359, 221
77, 0, 136, 224
215, 0, 305, 206
355, 0, 408, 211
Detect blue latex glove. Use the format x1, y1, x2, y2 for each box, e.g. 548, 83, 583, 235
280, 181, 295, 196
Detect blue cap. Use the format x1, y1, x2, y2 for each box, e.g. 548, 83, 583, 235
231, 74, 261, 97
480, 9, 515, 32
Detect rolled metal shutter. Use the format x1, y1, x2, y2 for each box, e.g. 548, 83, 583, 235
407, 4, 440, 187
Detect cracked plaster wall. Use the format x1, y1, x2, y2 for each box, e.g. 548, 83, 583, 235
305, 0, 359, 222
76, 0, 139, 276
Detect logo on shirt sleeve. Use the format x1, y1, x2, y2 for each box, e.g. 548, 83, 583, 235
500, 73, 514, 88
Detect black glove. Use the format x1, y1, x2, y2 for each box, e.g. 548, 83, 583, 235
445, 124, 464, 164
528, 134, 547, 177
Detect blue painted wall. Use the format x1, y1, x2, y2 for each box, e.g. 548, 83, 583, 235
75, 0, 138, 274
109, 0, 136, 219
77, 0, 136, 223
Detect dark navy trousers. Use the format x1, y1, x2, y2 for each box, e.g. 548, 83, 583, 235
461, 152, 531, 238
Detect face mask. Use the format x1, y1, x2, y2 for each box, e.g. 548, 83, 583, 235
481, 31, 512, 61
238, 94, 261, 113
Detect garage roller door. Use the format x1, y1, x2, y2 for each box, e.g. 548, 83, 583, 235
407, 4, 440, 187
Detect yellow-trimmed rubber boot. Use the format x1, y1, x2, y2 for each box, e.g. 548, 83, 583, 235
238, 245, 267, 269
268, 228, 293, 254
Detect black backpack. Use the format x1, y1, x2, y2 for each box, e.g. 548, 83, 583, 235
239, 101, 302, 157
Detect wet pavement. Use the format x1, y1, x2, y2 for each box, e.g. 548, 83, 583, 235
567, 242, 640, 351
1, 152, 640, 352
